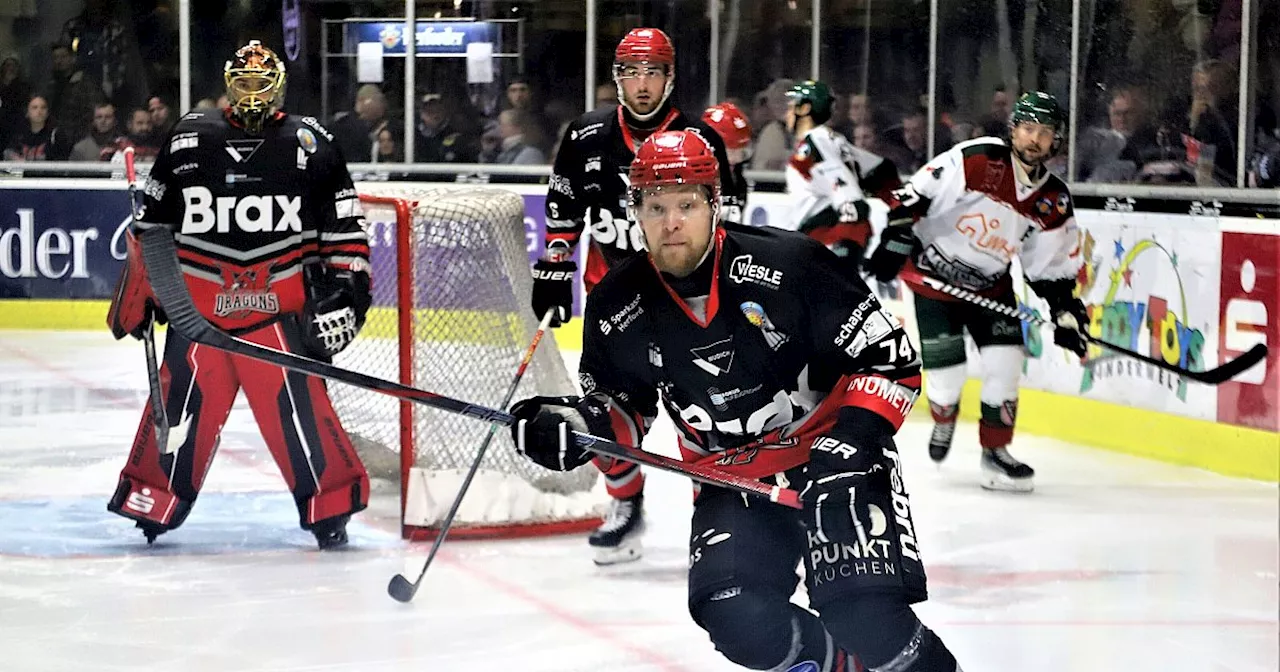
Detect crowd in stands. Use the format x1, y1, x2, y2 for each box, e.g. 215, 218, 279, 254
3, 0, 1277, 188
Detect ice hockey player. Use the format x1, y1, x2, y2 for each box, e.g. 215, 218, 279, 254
702, 101, 752, 224
866, 91, 1086, 492
532, 27, 734, 565
105, 40, 372, 549
512, 129, 963, 672
784, 80, 901, 267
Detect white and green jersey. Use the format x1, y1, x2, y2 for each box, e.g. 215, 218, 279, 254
784, 125, 900, 239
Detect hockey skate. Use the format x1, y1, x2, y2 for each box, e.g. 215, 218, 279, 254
928, 421, 956, 463
311, 514, 351, 551
589, 493, 645, 565
980, 446, 1035, 492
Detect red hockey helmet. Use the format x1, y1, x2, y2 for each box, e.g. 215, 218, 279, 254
628, 130, 721, 221
702, 102, 753, 151
613, 28, 676, 120
614, 28, 675, 67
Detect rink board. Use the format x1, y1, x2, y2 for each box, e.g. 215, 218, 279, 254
2, 180, 1276, 481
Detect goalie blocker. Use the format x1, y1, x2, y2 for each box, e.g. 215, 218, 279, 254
105, 39, 373, 550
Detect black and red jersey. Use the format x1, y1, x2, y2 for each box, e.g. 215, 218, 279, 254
578, 223, 922, 480
545, 102, 735, 287
134, 109, 369, 332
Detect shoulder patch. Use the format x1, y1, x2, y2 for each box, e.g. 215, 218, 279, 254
300, 116, 334, 142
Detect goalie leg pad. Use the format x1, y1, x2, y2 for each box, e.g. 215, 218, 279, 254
109, 330, 240, 531
236, 317, 370, 529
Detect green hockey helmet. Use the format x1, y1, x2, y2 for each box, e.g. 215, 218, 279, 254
786, 80, 834, 124
1011, 91, 1066, 133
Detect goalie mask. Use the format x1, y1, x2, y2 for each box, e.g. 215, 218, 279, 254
613, 28, 675, 122
225, 40, 287, 134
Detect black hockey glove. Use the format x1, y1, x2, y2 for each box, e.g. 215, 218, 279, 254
1030, 278, 1089, 358
800, 406, 895, 505
531, 257, 576, 327
865, 224, 917, 283
509, 395, 612, 472
301, 263, 372, 360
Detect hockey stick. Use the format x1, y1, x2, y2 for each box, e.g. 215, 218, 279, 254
899, 269, 1267, 385
387, 310, 556, 603
123, 147, 170, 453
137, 227, 802, 508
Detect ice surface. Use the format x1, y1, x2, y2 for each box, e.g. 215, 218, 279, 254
0, 331, 1275, 671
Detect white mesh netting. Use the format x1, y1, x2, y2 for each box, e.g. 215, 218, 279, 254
329, 185, 603, 538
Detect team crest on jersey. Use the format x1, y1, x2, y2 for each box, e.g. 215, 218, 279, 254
1035, 196, 1053, 215
214, 265, 280, 318
740, 301, 788, 350
297, 128, 318, 154
1056, 192, 1070, 214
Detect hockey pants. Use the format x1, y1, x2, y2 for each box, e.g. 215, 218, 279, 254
108, 316, 370, 532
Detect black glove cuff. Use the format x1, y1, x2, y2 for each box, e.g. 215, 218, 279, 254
1028, 277, 1079, 315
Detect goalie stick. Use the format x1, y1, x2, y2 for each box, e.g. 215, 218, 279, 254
122, 146, 170, 453
899, 269, 1267, 385
137, 227, 802, 510
387, 310, 555, 603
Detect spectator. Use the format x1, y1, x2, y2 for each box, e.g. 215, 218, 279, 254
193, 97, 217, 110
414, 93, 479, 163
330, 84, 388, 162
852, 121, 885, 155
505, 77, 533, 111
896, 108, 930, 173
4, 95, 67, 161
847, 93, 872, 128
1079, 86, 1160, 182
0, 55, 31, 151
47, 43, 105, 143
828, 90, 854, 140
750, 78, 795, 171
1187, 59, 1238, 185
980, 86, 1014, 137
148, 95, 173, 139
69, 101, 121, 161
490, 109, 546, 165
372, 127, 403, 163
595, 81, 618, 108
111, 107, 158, 162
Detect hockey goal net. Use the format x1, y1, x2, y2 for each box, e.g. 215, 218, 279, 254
329, 185, 603, 540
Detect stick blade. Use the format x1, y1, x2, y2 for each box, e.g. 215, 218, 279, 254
387, 573, 419, 603
1191, 343, 1269, 385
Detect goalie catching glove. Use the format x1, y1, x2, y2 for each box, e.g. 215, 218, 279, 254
1029, 278, 1088, 358
509, 394, 616, 471
301, 263, 372, 359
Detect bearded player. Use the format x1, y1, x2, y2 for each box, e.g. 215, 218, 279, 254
513, 130, 962, 672
532, 27, 733, 565
867, 91, 1086, 492
106, 41, 372, 549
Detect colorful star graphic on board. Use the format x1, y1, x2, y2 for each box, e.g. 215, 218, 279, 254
1113, 239, 1125, 260
1122, 266, 1134, 287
